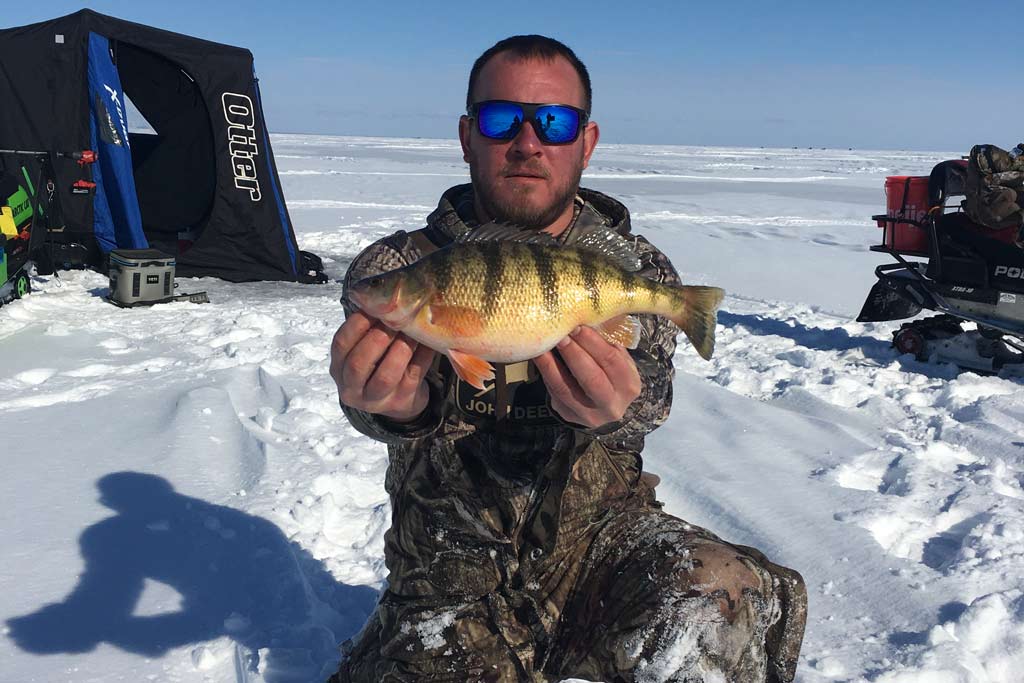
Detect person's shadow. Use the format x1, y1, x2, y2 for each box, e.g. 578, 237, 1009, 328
6, 472, 378, 681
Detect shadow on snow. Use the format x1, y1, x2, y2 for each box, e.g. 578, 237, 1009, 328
6, 471, 378, 680
716, 310, 986, 380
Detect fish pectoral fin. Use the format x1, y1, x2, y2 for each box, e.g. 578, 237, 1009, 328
592, 314, 642, 349
427, 304, 485, 338
447, 349, 495, 390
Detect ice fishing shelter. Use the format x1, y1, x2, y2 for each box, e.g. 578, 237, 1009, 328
0, 9, 321, 282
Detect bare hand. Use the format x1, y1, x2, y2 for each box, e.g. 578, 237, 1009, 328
533, 326, 642, 429
330, 310, 436, 422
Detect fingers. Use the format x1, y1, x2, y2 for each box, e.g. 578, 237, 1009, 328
549, 393, 585, 426
572, 326, 630, 367
569, 326, 641, 399
556, 329, 614, 405
534, 350, 592, 411
331, 311, 375, 364
333, 320, 435, 420
537, 351, 597, 427
403, 341, 437, 386
535, 326, 643, 429
366, 335, 437, 402
363, 334, 418, 402
341, 324, 397, 390
329, 312, 375, 383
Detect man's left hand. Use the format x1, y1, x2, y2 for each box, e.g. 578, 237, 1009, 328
533, 326, 642, 429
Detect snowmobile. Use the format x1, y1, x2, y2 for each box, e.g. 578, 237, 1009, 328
0, 164, 38, 307
857, 158, 1024, 373
0, 237, 33, 306
0, 149, 96, 307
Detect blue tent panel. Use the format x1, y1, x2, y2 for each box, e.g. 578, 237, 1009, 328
87, 32, 147, 252
253, 75, 296, 276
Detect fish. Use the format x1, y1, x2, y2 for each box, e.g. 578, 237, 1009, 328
347, 223, 724, 390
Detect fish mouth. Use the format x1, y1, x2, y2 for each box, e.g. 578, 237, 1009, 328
378, 310, 418, 330
346, 284, 377, 313
354, 279, 431, 331
348, 278, 403, 323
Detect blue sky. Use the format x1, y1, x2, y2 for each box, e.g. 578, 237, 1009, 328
9, 1, 1024, 150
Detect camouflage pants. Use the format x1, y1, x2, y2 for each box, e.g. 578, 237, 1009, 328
330, 508, 806, 683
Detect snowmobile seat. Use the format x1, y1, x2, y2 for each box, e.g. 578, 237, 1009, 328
927, 159, 968, 208
933, 209, 1018, 245
926, 160, 1017, 245
927, 211, 1024, 293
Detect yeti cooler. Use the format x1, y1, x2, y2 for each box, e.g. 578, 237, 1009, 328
108, 249, 175, 307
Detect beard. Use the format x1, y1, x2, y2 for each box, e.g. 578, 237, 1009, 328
470, 158, 584, 230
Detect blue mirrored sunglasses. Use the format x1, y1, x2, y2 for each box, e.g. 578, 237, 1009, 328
468, 100, 589, 145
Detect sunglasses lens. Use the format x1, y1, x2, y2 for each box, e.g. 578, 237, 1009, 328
476, 101, 524, 140
533, 105, 581, 143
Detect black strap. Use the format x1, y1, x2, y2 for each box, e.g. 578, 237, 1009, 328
493, 363, 509, 422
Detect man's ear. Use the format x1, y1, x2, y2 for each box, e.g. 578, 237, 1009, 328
459, 115, 473, 163
581, 121, 600, 170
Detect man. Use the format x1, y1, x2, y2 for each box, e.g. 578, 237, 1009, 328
329, 35, 807, 682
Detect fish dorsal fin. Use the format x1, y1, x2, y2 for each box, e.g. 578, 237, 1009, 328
456, 221, 560, 246
457, 221, 641, 272
573, 229, 642, 272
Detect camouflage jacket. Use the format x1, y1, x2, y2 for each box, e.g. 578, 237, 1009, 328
340, 184, 683, 599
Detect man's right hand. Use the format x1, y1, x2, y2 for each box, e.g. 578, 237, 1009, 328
330, 310, 437, 422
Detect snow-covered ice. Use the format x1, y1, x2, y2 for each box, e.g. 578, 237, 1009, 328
2, 135, 1022, 682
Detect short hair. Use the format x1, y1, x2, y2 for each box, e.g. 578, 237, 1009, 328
466, 35, 592, 115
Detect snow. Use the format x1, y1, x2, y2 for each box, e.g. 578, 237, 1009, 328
2, 134, 1023, 682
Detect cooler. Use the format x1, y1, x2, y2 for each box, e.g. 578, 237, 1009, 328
108, 248, 175, 307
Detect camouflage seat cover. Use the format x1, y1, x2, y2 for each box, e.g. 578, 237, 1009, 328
964, 144, 1024, 233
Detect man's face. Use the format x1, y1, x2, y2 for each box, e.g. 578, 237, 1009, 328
459, 53, 600, 232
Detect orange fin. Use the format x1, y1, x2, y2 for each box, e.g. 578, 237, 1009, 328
592, 314, 642, 349
447, 349, 495, 390
428, 304, 485, 338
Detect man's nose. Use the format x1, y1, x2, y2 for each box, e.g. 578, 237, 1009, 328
507, 118, 543, 157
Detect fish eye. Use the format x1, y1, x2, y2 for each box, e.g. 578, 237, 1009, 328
369, 277, 383, 288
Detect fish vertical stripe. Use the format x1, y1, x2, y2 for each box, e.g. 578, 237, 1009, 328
619, 269, 636, 301
642, 278, 659, 305
530, 244, 559, 318
433, 248, 453, 297
581, 258, 601, 314
482, 242, 504, 320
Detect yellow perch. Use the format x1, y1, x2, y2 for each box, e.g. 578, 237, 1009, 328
348, 224, 724, 390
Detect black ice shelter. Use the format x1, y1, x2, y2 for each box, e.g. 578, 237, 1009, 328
0, 9, 320, 282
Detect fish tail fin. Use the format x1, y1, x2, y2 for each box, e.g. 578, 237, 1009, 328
669, 286, 725, 360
